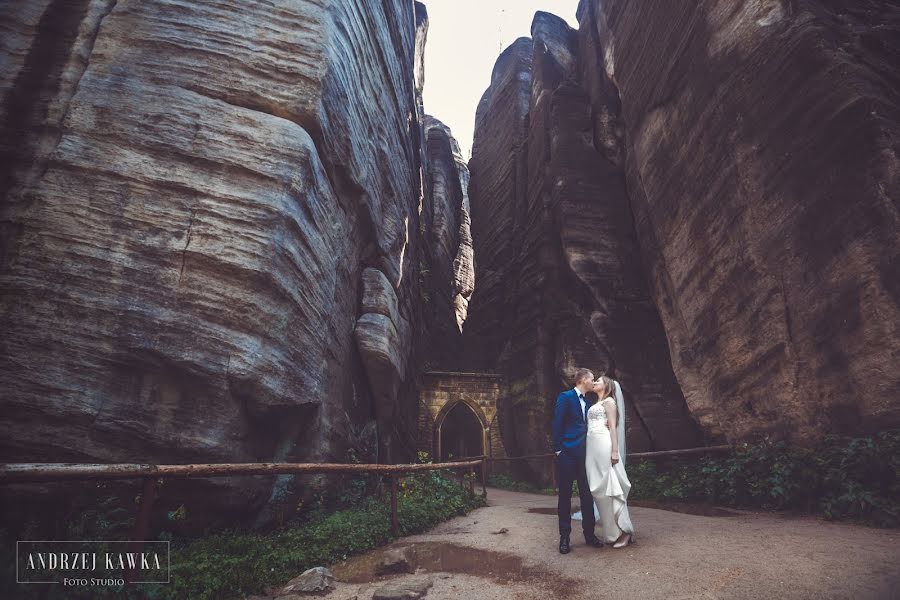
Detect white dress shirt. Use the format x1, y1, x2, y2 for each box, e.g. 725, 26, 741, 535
574, 387, 586, 417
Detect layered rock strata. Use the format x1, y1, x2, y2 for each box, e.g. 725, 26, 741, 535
464, 2, 899, 463
421, 115, 474, 368
0, 0, 466, 523
463, 14, 702, 469
578, 0, 900, 440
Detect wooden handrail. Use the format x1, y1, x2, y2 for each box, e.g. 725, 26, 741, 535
489, 453, 556, 462
487, 445, 732, 462
445, 455, 487, 462
0, 459, 484, 483
0, 445, 729, 482
629, 445, 731, 459
0, 458, 488, 558
0, 445, 729, 556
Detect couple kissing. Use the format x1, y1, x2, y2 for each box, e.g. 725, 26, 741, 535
552, 368, 635, 554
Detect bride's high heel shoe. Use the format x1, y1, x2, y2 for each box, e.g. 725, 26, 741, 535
613, 533, 633, 549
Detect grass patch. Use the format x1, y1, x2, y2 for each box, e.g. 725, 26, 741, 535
1, 470, 484, 600
488, 473, 555, 495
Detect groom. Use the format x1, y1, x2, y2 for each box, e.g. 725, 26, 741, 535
552, 368, 602, 554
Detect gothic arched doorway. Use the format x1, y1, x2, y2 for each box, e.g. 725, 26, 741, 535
434, 400, 488, 461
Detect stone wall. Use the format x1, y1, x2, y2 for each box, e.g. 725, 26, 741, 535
417, 372, 505, 462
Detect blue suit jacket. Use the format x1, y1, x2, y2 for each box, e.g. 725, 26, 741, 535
552, 389, 588, 455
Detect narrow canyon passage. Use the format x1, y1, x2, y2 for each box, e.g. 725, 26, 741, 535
0, 1, 898, 598
450, 1, 900, 477
0, 0, 897, 533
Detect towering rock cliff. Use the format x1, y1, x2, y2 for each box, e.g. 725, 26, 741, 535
577, 0, 900, 441
2, 0, 896, 525
0, 0, 470, 522
464, 1, 899, 461
463, 14, 702, 467
420, 115, 475, 368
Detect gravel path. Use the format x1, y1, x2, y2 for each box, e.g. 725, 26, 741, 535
321, 488, 899, 600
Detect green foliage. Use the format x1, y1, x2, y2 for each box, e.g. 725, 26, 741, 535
486, 434, 898, 527
396, 470, 484, 535
488, 473, 555, 496
167, 504, 188, 522
0, 470, 484, 600
0, 493, 144, 600
160, 470, 483, 600
628, 432, 899, 527
67, 494, 136, 540
489, 473, 538, 493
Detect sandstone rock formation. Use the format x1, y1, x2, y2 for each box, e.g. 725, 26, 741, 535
421, 115, 474, 368
463, 1, 899, 463
2, 0, 896, 529
0, 0, 470, 524
463, 14, 702, 469
578, 0, 900, 441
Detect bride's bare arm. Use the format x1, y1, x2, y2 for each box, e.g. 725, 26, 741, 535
605, 399, 620, 464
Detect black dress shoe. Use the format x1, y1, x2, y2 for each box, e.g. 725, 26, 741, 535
559, 535, 571, 554
585, 535, 604, 548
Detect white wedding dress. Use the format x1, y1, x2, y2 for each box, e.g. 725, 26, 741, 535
584, 386, 635, 543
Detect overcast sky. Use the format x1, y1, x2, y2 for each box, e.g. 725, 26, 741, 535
421, 0, 580, 159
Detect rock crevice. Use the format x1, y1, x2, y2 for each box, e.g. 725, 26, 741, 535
463, 12, 702, 469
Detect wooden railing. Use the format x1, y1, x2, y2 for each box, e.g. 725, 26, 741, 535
0, 458, 485, 581
0, 444, 731, 578
484, 444, 733, 488
487, 445, 732, 463
0, 460, 486, 483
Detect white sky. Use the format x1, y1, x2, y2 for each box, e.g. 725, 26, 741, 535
422, 0, 580, 159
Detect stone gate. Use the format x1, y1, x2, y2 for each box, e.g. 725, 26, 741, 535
417, 371, 507, 462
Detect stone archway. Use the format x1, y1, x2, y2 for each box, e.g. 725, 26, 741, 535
417, 371, 507, 462
433, 397, 488, 460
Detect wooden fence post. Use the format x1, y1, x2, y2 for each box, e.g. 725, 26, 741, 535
480, 459, 487, 499
126, 477, 157, 583
390, 475, 399, 537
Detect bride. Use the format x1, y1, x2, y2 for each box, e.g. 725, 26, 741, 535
585, 375, 635, 548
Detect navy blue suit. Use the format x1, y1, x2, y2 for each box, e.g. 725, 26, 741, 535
552, 388, 596, 538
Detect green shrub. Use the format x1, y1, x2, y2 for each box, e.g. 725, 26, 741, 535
628, 432, 899, 527
161, 470, 483, 599
488, 473, 557, 495
486, 434, 898, 528
488, 473, 540, 493
1, 470, 485, 600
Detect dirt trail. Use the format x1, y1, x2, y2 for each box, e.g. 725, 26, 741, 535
320, 488, 899, 599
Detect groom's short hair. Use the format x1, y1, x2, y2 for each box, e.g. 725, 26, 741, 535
573, 368, 593, 385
